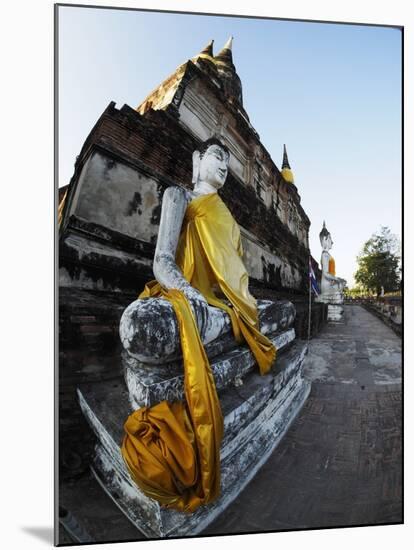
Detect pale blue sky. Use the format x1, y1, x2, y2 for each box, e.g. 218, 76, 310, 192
58, 5, 402, 286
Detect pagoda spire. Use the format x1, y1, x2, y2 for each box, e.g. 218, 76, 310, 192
281, 144, 295, 184
282, 144, 291, 169
200, 39, 214, 57
191, 39, 215, 64
222, 35, 233, 51
213, 36, 243, 104
214, 36, 234, 66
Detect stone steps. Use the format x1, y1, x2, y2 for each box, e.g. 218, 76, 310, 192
77, 340, 310, 538
124, 328, 295, 409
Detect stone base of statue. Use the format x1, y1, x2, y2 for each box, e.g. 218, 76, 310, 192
316, 293, 345, 323
327, 304, 344, 322
77, 300, 311, 538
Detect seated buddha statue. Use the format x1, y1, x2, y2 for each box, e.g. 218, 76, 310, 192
317, 221, 346, 302
119, 138, 283, 365
119, 137, 278, 513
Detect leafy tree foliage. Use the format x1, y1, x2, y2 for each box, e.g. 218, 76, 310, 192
346, 285, 364, 298
354, 227, 401, 296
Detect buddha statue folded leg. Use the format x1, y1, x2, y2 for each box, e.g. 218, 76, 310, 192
119, 296, 295, 364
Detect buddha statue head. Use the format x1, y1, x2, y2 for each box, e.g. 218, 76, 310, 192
319, 221, 333, 252
192, 137, 230, 190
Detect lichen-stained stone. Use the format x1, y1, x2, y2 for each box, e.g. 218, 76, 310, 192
71, 151, 162, 244
77, 341, 310, 538
124, 328, 295, 409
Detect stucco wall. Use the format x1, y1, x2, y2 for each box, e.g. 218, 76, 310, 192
70, 151, 162, 245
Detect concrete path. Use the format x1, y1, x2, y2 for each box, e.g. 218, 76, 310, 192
303, 304, 401, 387
204, 305, 402, 534
59, 305, 402, 542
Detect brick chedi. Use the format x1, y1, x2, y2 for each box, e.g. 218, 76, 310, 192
59, 38, 314, 296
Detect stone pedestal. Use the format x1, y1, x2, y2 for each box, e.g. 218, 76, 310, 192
78, 342, 309, 537
327, 304, 344, 323
77, 301, 311, 538
123, 327, 295, 410
316, 293, 345, 324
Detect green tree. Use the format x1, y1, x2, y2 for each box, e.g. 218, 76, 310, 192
347, 285, 365, 298
354, 226, 400, 297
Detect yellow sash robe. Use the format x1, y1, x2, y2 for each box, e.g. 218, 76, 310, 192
121, 192, 276, 512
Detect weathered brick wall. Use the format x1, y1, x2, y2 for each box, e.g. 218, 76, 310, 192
60, 102, 318, 294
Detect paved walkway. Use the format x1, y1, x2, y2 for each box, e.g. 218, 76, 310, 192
59, 305, 402, 542
204, 305, 402, 534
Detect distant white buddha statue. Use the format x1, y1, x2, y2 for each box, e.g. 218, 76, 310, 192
316, 221, 346, 305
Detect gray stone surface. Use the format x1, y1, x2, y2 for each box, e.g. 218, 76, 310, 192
124, 327, 295, 408
120, 292, 295, 363
327, 304, 344, 322
361, 299, 402, 337
77, 341, 309, 537
203, 305, 402, 534
304, 305, 401, 386
71, 151, 162, 244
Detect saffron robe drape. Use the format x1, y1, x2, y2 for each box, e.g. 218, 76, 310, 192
328, 256, 336, 276
121, 192, 276, 512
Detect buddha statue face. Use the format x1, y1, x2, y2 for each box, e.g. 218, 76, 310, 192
192, 139, 230, 190
321, 234, 333, 252
319, 222, 333, 252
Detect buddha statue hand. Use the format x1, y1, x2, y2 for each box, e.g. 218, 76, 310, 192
120, 282, 223, 364
180, 283, 211, 338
